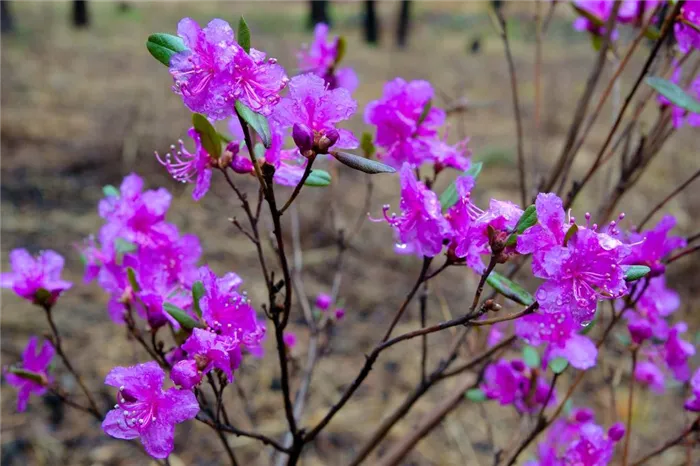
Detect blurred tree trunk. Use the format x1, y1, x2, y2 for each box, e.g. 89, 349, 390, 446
1, 2, 14, 34
72, 1, 89, 28
308, 1, 331, 29
396, 0, 411, 48
364, 0, 379, 45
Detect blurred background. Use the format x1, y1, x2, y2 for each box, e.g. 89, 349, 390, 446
1, 1, 699, 465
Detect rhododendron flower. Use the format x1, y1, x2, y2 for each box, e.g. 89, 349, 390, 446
572, 0, 656, 37
102, 362, 199, 459
376, 163, 452, 257
315, 293, 332, 311
664, 322, 695, 381
625, 215, 686, 276
170, 18, 288, 119
4, 337, 54, 412
481, 359, 556, 413
298, 23, 358, 93
198, 266, 266, 354
675, 2, 700, 54
515, 311, 598, 370
171, 359, 202, 389
655, 64, 700, 130
635, 359, 666, 394
684, 367, 700, 412
156, 128, 215, 201
1, 249, 72, 305
624, 276, 679, 342
272, 73, 358, 152
181, 328, 240, 382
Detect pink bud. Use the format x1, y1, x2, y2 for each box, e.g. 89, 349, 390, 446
283, 332, 297, 349
171, 359, 202, 389
317, 128, 339, 153
315, 293, 332, 311
608, 422, 625, 441
292, 123, 314, 153
334, 308, 345, 320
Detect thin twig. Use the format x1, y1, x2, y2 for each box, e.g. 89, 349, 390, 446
637, 167, 700, 230
279, 154, 317, 215
622, 347, 639, 466
630, 416, 700, 465
195, 414, 291, 453
382, 257, 433, 342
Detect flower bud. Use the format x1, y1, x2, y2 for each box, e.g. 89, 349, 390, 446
292, 123, 314, 153
573, 407, 595, 423
231, 153, 254, 174
334, 308, 346, 320
171, 359, 202, 389
608, 422, 625, 441
511, 360, 526, 372
283, 332, 297, 349
315, 293, 332, 311
316, 128, 339, 153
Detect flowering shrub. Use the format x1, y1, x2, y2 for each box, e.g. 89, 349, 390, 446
3, 4, 700, 465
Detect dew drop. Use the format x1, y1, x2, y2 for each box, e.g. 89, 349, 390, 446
580, 320, 592, 328
395, 243, 408, 250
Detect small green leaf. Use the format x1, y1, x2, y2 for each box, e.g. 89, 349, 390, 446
237, 17, 251, 54
563, 398, 574, 415
192, 113, 222, 159
417, 99, 432, 126
549, 357, 569, 374
126, 267, 141, 292
360, 132, 375, 158
615, 332, 631, 347
103, 185, 119, 198
191, 281, 205, 318
332, 151, 396, 174
439, 162, 484, 211
235, 100, 272, 148
163, 303, 204, 330
624, 265, 651, 282
146, 33, 187, 67
253, 142, 266, 160
486, 271, 535, 306
334, 36, 346, 66
563, 223, 579, 247
506, 204, 537, 246
646, 77, 700, 114
523, 346, 541, 369
304, 170, 332, 187
8, 367, 47, 385
115, 238, 137, 255
465, 388, 487, 402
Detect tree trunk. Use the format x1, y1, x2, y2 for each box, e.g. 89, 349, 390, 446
72, 1, 89, 28
308, 1, 330, 29
1, 1, 14, 34
364, 0, 379, 45
396, 0, 411, 48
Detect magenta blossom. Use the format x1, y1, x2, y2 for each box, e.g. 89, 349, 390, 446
675, 2, 700, 54
181, 328, 240, 382
102, 362, 199, 459
170, 18, 288, 119
272, 73, 358, 153
283, 332, 297, 349
658, 67, 700, 129
515, 311, 598, 370
375, 163, 452, 257
1, 249, 72, 306
573, 1, 656, 37
481, 359, 556, 414
4, 337, 54, 412
298, 23, 359, 93
684, 367, 700, 412
171, 359, 202, 390
635, 359, 666, 394
664, 322, 696, 381
625, 215, 686, 276
624, 275, 679, 342
315, 293, 332, 311
156, 128, 215, 201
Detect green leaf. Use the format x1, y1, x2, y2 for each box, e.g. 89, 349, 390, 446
439, 161, 484, 211
146, 33, 187, 67
486, 271, 535, 306
506, 204, 537, 246
235, 100, 272, 148
8, 367, 47, 385
163, 303, 204, 330
646, 77, 700, 114
580, 310, 597, 335
549, 357, 569, 374
360, 132, 376, 158
523, 346, 541, 369
334, 36, 346, 66
304, 170, 332, 187
103, 185, 119, 198
563, 223, 578, 247
332, 151, 396, 174
615, 332, 631, 347
465, 388, 487, 402
624, 265, 651, 282
115, 238, 137, 255
237, 17, 251, 54
192, 113, 222, 159
126, 267, 141, 292
253, 142, 266, 160
417, 99, 432, 126
191, 281, 205, 318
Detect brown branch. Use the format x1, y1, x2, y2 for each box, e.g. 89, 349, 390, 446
622, 348, 639, 466
637, 166, 700, 230
196, 414, 290, 453
279, 154, 317, 215
630, 416, 700, 465
382, 256, 433, 342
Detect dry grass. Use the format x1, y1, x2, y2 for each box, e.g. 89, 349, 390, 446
1, 2, 699, 465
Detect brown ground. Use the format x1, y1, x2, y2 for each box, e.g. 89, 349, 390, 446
2, 2, 699, 465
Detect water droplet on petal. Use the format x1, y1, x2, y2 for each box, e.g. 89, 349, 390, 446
580, 320, 591, 328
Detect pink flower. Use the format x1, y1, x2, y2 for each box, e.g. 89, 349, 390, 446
198, 266, 266, 354
315, 293, 332, 311
171, 359, 202, 389
1, 249, 72, 305
156, 128, 215, 201
624, 276, 679, 342
4, 337, 54, 411
655, 64, 700, 129
664, 322, 695, 381
102, 362, 199, 459
684, 367, 700, 412
272, 73, 358, 152
573, 1, 657, 37
626, 215, 686, 274
376, 163, 452, 257
283, 332, 297, 349
515, 311, 598, 370
481, 359, 556, 414
298, 23, 359, 93
675, 2, 700, 54
170, 18, 288, 119
181, 328, 240, 382
635, 359, 666, 394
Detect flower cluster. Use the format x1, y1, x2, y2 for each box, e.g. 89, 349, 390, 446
298, 23, 358, 93
481, 358, 556, 413
365, 78, 470, 170
572, 0, 660, 38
